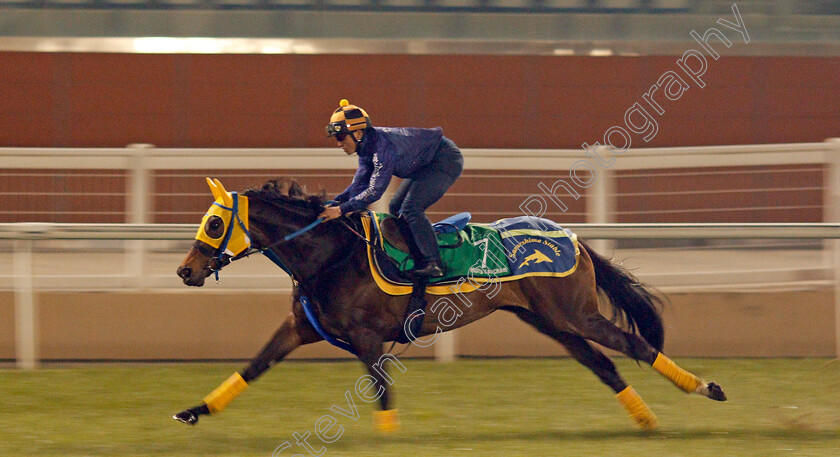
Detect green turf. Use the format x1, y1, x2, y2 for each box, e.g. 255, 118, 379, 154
1, 358, 838, 456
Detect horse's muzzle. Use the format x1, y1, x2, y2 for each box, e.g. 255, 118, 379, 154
176, 265, 193, 281
177, 264, 208, 287
178, 244, 214, 287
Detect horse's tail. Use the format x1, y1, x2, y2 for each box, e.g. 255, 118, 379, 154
581, 241, 665, 352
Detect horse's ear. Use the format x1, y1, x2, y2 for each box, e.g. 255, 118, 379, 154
288, 180, 304, 197
211, 178, 233, 206
206, 177, 224, 201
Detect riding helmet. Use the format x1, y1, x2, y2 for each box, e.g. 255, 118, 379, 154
326, 99, 371, 138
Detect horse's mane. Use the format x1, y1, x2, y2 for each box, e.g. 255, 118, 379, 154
243, 179, 327, 212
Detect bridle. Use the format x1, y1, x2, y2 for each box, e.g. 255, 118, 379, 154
206, 191, 324, 282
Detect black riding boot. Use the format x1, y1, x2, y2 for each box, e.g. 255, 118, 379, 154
404, 216, 444, 278
396, 216, 444, 278
397, 276, 429, 344
395, 216, 424, 262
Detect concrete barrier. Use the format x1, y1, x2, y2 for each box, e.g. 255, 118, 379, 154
0, 289, 834, 361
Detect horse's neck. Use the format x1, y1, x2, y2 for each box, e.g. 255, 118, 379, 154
294, 216, 372, 300
250, 205, 356, 282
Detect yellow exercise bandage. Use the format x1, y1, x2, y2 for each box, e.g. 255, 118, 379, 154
373, 409, 400, 433
203, 372, 249, 414
615, 386, 659, 430
652, 353, 701, 393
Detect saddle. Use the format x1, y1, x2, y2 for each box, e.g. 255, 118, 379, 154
379, 212, 470, 263
371, 211, 506, 287
361, 211, 582, 296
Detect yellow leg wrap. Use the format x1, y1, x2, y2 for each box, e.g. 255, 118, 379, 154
652, 353, 701, 393
203, 372, 249, 414
615, 386, 659, 431
373, 409, 400, 433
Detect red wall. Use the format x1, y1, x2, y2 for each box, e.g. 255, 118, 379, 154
1, 53, 838, 149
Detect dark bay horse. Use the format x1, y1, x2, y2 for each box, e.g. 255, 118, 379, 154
174, 178, 726, 431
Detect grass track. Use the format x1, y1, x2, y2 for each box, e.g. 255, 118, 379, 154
1, 358, 839, 456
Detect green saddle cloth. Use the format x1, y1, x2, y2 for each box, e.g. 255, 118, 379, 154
376, 212, 511, 283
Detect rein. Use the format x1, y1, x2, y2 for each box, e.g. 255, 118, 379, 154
223, 218, 324, 270
338, 216, 380, 250
217, 212, 395, 276
208, 192, 324, 280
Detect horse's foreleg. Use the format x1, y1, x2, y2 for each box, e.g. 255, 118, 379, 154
239, 312, 322, 382
348, 328, 401, 434
173, 312, 321, 425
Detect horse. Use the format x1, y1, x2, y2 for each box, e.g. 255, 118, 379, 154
174, 178, 726, 431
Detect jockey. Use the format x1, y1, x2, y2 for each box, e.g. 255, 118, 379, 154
319, 99, 464, 279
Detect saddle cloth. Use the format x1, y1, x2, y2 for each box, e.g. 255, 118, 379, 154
360, 212, 580, 296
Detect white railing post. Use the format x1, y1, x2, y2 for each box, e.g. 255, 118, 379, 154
13, 236, 38, 369
825, 138, 840, 358
126, 144, 154, 289
587, 148, 615, 253
435, 330, 456, 363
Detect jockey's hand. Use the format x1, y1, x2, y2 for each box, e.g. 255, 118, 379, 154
318, 205, 342, 221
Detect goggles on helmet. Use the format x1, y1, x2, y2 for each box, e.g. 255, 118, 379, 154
326, 122, 349, 140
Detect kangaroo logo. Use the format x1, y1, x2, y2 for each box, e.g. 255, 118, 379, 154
518, 250, 553, 268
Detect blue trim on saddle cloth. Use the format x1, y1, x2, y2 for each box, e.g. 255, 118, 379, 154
489, 216, 578, 277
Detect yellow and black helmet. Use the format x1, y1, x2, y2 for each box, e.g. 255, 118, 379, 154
326, 99, 371, 138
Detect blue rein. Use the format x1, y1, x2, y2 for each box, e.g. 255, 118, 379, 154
282, 218, 323, 242
211, 197, 355, 355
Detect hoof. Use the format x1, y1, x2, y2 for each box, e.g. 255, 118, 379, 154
635, 412, 660, 431
173, 410, 199, 425
706, 382, 727, 401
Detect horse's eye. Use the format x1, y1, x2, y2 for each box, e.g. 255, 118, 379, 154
204, 215, 225, 239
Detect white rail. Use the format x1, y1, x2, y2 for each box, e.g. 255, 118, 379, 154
4, 222, 840, 368
3, 222, 840, 240
0, 142, 833, 170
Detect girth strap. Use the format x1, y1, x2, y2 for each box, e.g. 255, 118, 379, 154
256, 249, 357, 356
300, 295, 357, 356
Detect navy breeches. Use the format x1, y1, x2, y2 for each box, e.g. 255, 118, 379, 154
388, 138, 463, 263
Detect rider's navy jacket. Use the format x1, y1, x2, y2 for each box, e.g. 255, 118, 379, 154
336, 126, 445, 214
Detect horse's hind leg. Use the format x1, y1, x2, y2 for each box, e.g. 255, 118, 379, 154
581, 314, 726, 402
557, 332, 660, 430
508, 308, 658, 430
173, 312, 322, 425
